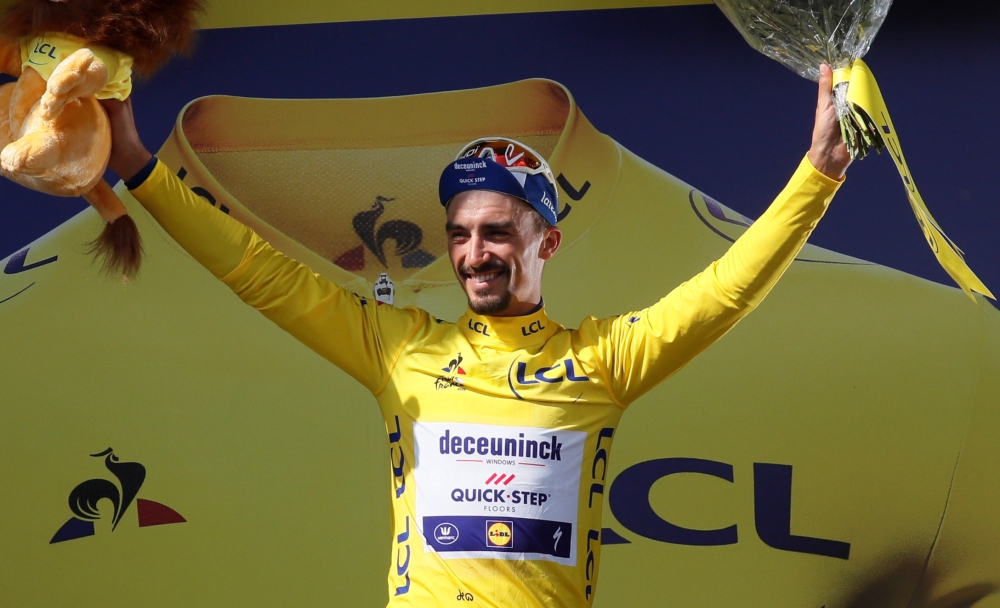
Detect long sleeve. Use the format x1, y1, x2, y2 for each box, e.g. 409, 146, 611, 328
579, 155, 843, 407
130, 160, 424, 393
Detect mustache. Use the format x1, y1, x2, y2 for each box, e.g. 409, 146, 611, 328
460, 260, 510, 276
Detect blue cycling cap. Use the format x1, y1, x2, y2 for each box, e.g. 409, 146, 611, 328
438, 137, 560, 225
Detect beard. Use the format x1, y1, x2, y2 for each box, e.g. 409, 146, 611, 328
468, 289, 512, 315
461, 260, 512, 315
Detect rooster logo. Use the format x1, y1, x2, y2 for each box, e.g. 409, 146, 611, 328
50, 448, 186, 544
335, 195, 436, 271
435, 353, 466, 390
443, 353, 466, 375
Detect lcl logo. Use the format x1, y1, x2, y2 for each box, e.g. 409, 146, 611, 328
521, 320, 546, 336
507, 358, 590, 399
468, 319, 491, 336
29, 41, 59, 62
607, 458, 850, 560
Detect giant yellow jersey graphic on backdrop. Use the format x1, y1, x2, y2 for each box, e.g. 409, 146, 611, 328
2, 79, 999, 607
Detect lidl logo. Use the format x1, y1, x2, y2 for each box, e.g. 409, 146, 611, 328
486, 520, 513, 548
50, 448, 186, 544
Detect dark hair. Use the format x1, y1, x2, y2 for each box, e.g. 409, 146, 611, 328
0, 0, 206, 76
528, 208, 553, 234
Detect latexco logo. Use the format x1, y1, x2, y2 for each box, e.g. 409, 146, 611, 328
50, 448, 186, 544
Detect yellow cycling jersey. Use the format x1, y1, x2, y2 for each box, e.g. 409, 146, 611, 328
130, 151, 841, 606
20, 33, 133, 101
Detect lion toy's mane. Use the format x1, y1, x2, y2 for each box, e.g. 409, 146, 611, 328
0, 0, 205, 76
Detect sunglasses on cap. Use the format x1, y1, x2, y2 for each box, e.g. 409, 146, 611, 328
456, 137, 557, 189
440, 136, 561, 225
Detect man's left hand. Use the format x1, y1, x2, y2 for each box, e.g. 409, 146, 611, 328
807, 63, 852, 180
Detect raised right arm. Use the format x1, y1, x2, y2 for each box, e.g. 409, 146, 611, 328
104, 99, 422, 393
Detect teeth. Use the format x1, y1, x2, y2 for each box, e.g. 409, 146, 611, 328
470, 272, 500, 282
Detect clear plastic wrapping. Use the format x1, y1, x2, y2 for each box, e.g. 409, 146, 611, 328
713, 0, 893, 82
714, 0, 894, 158
711, 0, 993, 297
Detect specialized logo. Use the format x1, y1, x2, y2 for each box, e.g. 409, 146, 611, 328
335, 195, 436, 272
50, 448, 186, 544
435, 353, 466, 391
434, 522, 460, 545
486, 521, 513, 548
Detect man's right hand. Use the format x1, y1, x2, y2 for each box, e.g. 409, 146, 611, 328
100, 97, 153, 183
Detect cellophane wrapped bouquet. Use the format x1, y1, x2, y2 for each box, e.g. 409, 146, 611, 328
714, 0, 892, 159
712, 0, 992, 299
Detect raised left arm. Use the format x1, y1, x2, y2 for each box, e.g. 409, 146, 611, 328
580, 63, 850, 407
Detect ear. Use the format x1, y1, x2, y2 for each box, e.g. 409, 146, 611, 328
538, 226, 562, 261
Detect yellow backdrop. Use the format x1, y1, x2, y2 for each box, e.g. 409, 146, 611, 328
2, 77, 998, 607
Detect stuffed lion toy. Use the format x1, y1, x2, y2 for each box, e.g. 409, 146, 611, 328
0, 0, 204, 278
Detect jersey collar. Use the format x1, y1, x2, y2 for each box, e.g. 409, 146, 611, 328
158, 78, 621, 309
458, 305, 559, 351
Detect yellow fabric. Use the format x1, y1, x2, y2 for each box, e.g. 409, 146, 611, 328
131, 151, 840, 606
4, 79, 997, 607
19, 33, 133, 100
193, 0, 712, 29
840, 59, 991, 300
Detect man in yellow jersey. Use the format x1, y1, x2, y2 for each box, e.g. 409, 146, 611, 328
99, 64, 849, 607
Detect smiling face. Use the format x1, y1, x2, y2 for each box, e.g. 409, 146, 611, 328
445, 190, 562, 317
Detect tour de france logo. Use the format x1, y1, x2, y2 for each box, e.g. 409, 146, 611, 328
486, 520, 514, 549
435, 353, 466, 391
49, 448, 186, 544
